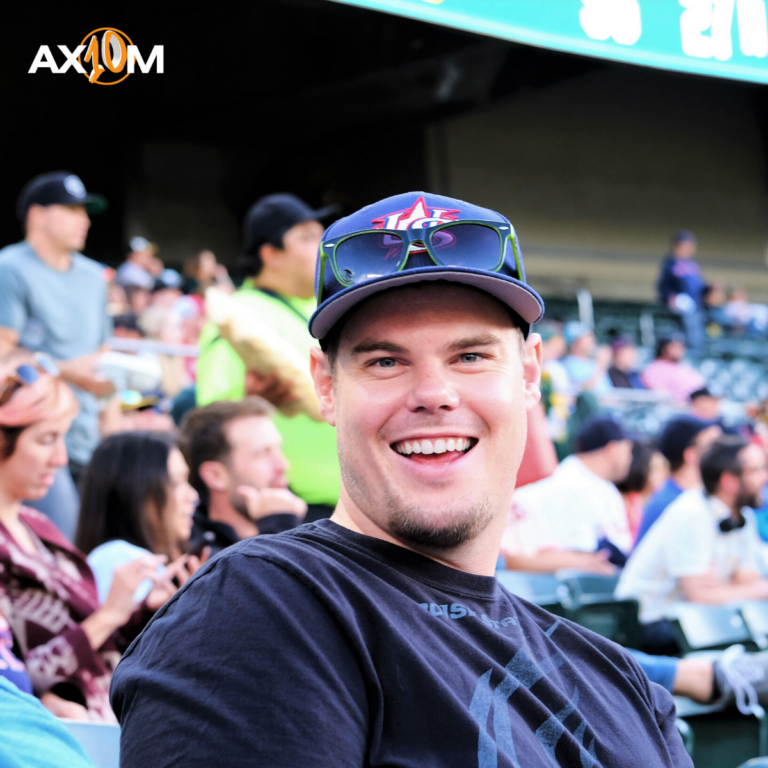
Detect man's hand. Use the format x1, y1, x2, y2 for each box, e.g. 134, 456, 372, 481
245, 370, 298, 408
237, 484, 308, 521
57, 352, 115, 397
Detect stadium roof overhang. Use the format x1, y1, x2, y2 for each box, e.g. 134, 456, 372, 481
328, 0, 768, 85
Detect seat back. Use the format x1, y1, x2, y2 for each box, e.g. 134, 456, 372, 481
666, 603, 754, 654
60, 721, 120, 768
561, 573, 619, 601
740, 601, 768, 650
496, 571, 570, 615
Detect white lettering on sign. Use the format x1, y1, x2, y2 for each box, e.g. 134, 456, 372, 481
580, 0, 643, 45
680, 0, 768, 59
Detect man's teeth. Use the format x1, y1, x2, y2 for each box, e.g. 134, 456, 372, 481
395, 437, 472, 455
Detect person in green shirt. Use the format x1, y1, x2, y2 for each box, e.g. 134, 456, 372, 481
196, 194, 340, 521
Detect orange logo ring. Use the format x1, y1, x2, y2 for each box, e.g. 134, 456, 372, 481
78, 27, 134, 86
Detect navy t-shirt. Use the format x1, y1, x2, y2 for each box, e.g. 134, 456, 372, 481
111, 520, 690, 768
656, 255, 706, 309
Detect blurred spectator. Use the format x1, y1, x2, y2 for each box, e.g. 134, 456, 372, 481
0, 359, 174, 721
616, 436, 768, 654
76, 432, 201, 604
168, 295, 206, 384
703, 282, 729, 333
640, 334, 705, 403
635, 415, 721, 545
100, 392, 175, 436
115, 236, 162, 286
112, 313, 144, 341
178, 399, 307, 557
561, 321, 613, 395
140, 306, 192, 398
0, 172, 115, 540
615, 441, 669, 544
607, 335, 645, 389
689, 386, 721, 422
656, 230, 706, 354
150, 269, 184, 309
106, 281, 130, 316
723, 286, 768, 337
538, 323, 571, 442
501, 416, 633, 573
196, 193, 341, 522
183, 249, 234, 296
124, 284, 152, 316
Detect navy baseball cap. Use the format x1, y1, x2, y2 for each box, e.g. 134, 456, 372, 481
243, 193, 339, 255
574, 416, 628, 453
657, 414, 716, 465
309, 192, 544, 340
17, 172, 107, 219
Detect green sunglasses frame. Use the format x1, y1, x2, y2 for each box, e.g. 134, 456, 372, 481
317, 219, 524, 305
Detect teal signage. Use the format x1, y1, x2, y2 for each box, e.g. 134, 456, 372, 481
328, 0, 768, 84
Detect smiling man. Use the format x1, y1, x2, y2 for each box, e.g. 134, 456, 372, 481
111, 193, 690, 768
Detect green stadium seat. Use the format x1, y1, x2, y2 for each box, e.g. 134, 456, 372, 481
739, 602, 768, 651
496, 571, 570, 617
676, 717, 694, 757
666, 603, 756, 654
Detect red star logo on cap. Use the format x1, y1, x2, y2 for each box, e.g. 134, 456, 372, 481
372, 196, 461, 231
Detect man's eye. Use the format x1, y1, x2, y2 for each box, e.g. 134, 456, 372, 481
374, 358, 397, 368
459, 353, 481, 363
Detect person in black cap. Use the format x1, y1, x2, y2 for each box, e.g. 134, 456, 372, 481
634, 414, 722, 545
0, 172, 114, 540
196, 193, 340, 522
656, 230, 707, 354
689, 386, 722, 422
502, 414, 634, 572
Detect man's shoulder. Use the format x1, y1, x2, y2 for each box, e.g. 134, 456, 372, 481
0, 242, 34, 271
658, 488, 708, 524
70, 252, 106, 279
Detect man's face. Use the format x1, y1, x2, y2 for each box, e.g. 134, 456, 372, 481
735, 444, 768, 509
315, 284, 541, 552
607, 439, 633, 482
571, 332, 596, 358
31, 204, 91, 252
280, 220, 324, 296
673, 240, 697, 259
614, 345, 637, 371
691, 395, 720, 421
665, 341, 686, 362
223, 416, 290, 517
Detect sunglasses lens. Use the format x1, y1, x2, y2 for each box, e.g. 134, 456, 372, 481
334, 232, 406, 284
15, 365, 40, 386
429, 224, 502, 270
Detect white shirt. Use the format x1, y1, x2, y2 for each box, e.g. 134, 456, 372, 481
615, 489, 761, 622
501, 455, 632, 557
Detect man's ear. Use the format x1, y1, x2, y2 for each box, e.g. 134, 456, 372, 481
522, 331, 543, 412
310, 347, 337, 427
198, 461, 230, 493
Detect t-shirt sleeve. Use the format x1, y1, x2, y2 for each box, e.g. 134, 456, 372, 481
0, 265, 28, 335
662, 508, 713, 578
111, 551, 369, 768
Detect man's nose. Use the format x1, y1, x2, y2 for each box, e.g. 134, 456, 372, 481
405, 362, 459, 413
51, 438, 68, 468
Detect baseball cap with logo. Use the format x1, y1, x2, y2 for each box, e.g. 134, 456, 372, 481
309, 192, 544, 340
16, 172, 107, 219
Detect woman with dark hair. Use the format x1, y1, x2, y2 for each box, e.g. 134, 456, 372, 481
0, 354, 185, 722
615, 440, 669, 544
76, 432, 200, 603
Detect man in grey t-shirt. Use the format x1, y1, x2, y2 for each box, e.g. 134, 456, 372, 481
0, 172, 114, 539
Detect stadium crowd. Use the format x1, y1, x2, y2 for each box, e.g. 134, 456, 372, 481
1, 172, 768, 764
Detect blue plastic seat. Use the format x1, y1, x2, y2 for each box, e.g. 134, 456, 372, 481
60, 721, 120, 768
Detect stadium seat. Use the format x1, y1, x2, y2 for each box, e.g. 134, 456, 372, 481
739, 602, 768, 651
60, 720, 120, 768
560, 573, 619, 600
676, 717, 694, 757
666, 603, 756, 654
735, 759, 768, 767
496, 571, 570, 616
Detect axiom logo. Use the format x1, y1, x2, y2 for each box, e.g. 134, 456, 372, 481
29, 28, 163, 85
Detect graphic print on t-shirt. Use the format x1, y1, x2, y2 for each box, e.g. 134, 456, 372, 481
470, 619, 598, 768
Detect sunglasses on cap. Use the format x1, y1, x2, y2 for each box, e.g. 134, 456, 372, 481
317, 220, 523, 304
0, 354, 60, 408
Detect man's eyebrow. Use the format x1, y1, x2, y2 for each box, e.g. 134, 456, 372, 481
447, 333, 504, 352
349, 339, 408, 357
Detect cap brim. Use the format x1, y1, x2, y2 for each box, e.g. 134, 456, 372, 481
309, 267, 544, 339
309, 203, 341, 222
83, 194, 108, 215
